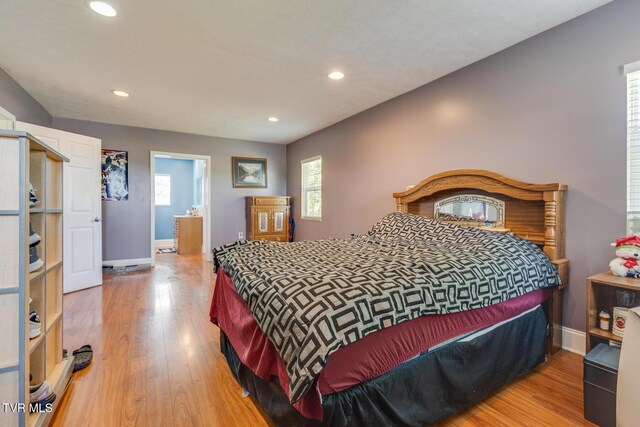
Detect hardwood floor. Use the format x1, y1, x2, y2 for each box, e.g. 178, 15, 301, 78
52, 254, 593, 426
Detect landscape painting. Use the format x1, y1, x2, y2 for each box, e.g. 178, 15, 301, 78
232, 157, 267, 188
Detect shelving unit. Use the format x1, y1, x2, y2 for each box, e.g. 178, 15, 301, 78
0, 131, 72, 427
586, 271, 640, 353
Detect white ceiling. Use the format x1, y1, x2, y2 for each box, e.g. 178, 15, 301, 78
0, 0, 611, 144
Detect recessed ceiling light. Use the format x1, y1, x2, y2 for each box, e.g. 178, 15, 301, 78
112, 90, 129, 97
89, 1, 117, 17
268, 116, 279, 122
328, 71, 345, 80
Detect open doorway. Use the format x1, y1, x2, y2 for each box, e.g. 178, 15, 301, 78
150, 151, 212, 266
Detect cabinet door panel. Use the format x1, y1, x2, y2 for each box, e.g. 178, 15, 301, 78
273, 209, 285, 233
255, 208, 271, 235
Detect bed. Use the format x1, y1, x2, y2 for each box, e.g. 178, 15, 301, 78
210, 170, 568, 426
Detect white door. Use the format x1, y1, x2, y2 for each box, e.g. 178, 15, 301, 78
16, 122, 102, 293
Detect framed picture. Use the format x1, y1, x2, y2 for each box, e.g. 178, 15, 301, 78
232, 157, 267, 188
101, 149, 129, 201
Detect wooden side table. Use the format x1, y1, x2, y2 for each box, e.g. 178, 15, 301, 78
586, 272, 640, 353
174, 215, 203, 255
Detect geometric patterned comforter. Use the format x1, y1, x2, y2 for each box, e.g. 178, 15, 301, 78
213, 212, 560, 403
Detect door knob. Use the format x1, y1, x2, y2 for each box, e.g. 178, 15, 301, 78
93, 217, 101, 223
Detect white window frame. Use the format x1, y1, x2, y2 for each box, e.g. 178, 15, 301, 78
626, 60, 640, 235
154, 173, 171, 206
301, 155, 322, 220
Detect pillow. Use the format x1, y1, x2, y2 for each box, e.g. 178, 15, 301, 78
367, 212, 440, 242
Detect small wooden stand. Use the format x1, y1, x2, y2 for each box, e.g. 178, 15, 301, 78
586, 271, 640, 353
173, 215, 203, 255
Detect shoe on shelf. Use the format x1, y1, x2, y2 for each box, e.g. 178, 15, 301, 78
29, 381, 55, 412
29, 247, 43, 273
29, 183, 39, 207
29, 381, 52, 401
30, 392, 56, 413
29, 311, 41, 339
29, 222, 41, 247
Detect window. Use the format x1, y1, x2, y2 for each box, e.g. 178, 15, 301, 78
301, 156, 322, 219
628, 64, 640, 234
155, 173, 171, 206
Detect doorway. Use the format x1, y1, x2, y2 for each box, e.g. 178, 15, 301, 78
150, 151, 211, 266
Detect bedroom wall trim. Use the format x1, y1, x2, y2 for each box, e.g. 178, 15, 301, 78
154, 239, 174, 249
561, 327, 586, 356
102, 258, 152, 268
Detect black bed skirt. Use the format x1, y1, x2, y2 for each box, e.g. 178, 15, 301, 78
220, 306, 547, 427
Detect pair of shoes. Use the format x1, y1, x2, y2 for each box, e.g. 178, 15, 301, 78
29, 381, 55, 412
29, 194, 43, 272
29, 311, 41, 339
29, 381, 52, 401
29, 219, 43, 272
30, 222, 41, 247
29, 247, 43, 273
29, 222, 43, 273
29, 183, 39, 207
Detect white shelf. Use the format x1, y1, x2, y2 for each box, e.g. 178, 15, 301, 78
0, 132, 69, 427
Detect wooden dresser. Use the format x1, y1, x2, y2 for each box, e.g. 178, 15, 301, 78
173, 215, 203, 254
246, 196, 290, 242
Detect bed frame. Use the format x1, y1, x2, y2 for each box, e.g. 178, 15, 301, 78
393, 169, 568, 354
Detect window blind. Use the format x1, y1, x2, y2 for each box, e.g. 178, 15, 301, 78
301, 156, 322, 218
628, 70, 640, 234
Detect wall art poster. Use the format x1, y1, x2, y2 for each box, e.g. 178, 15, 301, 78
102, 149, 129, 201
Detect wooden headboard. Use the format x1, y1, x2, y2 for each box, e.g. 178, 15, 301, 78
393, 169, 568, 353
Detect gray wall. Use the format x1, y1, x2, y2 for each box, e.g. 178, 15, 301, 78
0, 67, 52, 127
54, 118, 287, 261
287, 0, 640, 331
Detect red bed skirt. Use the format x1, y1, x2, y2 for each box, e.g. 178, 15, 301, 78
210, 270, 549, 421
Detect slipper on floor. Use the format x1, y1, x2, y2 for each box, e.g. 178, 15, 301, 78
72, 346, 93, 373
72, 345, 92, 356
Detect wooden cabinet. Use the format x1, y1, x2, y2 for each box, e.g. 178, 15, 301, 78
246, 196, 290, 242
0, 131, 73, 427
173, 216, 203, 255
586, 272, 640, 353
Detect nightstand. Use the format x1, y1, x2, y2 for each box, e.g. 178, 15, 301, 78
586, 272, 640, 353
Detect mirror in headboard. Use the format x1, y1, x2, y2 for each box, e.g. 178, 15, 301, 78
434, 194, 505, 228
393, 169, 567, 261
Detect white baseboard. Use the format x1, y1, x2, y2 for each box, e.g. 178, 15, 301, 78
154, 239, 174, 249
102, 258, 152, 268
562, 326, 586, 356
